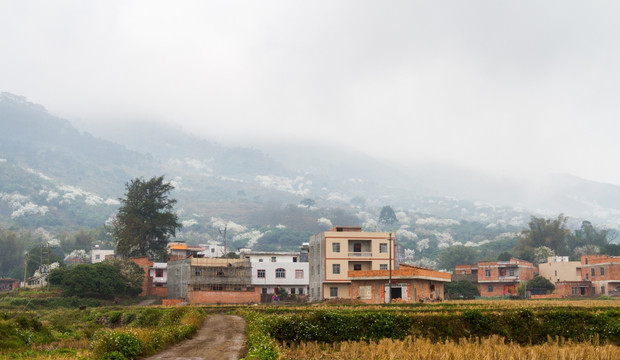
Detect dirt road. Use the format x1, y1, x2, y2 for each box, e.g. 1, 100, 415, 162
143, 314, 246, 360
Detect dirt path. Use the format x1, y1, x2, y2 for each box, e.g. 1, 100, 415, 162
143, 314, 246, 360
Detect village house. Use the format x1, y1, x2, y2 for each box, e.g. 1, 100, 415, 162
241, 250, 309, 301
455, 258, 535, 297
23, 263, 59, 289
130, 257, 168, 297
91, 245, 114, 264
580, 254, 620, 296
166, 241, 207, 261
538, 256, 592, 297
349, 263, 451, 303
0, 278, 20, 292
167, 257, 259, 304
309, 226, 395, 301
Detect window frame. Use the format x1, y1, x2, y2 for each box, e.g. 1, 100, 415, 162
257, 269, 266, 278
275, 268, 286, 278
332, 264, 340, 275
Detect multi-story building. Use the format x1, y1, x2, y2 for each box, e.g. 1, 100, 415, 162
309, 226, 395, 301
538, 256, 581, 283
242, 251, 309, 298
580, 254, 620, 296
167, 257, 259, 304
474, 258, 535, 297
91, 245, 114, 264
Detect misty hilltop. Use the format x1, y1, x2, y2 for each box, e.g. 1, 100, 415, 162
1, 92, 620, 242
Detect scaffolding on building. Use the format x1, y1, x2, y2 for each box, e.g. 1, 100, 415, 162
188, 258, 253, 292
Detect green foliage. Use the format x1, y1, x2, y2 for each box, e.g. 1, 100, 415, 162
379, 205, 398, 226
93, 330, 143, 359
253, 228, 312, 252
514, 215, 569, 258
444, 280, 480, 299
53, 263, 130, 299
497, 251, 512, 261
437, 245, 478, 271
112, 176, 181, 261
240, 310, 280, 360
101, 258, 144, 296
242, 307, 620, 346
568, 220, 609, 255
527, 276, 555, 292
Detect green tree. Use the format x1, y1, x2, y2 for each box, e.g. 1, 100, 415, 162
514, 215, 569, 258
603, 243, 620, 256
102, 258, 144, 296
527, 275, 555, 292
567, 220, 609, 254
0, 228, 26, 277
53, 263, 126, 298
111, 176, 182, 261
497, 252, 512, 261
379, 206, 398, 226
444, 279, 480, 299
437, 245, 477, 271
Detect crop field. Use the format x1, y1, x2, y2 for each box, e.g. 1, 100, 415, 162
240, 299, 620, 360
0, 303, 207, 359
1, 298, 620, 359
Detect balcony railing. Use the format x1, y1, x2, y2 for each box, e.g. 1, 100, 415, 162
348, 252, 372, 257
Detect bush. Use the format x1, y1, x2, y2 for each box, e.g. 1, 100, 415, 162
93, 330, 143, 359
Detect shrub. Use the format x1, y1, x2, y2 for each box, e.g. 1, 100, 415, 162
92, 330, 143, 359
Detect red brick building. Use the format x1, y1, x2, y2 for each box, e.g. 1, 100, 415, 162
580, 255, 620, 296
455, 258, 535, 297
348, 264, 451, 303
0, 278, 20, 292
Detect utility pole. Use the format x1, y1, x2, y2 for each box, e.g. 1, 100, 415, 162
23, 252, 29, 285
219, 224, 227, 257
388, 232, 392, 304
47, 242, 51, 291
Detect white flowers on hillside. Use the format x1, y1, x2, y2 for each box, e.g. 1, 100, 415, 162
0, 192, 48, 218
415, 217, 459, 227
255, 175, 310, 196
317, 217, 333, 229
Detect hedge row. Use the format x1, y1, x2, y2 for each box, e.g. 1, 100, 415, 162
259, 308, 620, 345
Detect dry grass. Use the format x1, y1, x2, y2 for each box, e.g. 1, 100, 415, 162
283, 335, 620, 360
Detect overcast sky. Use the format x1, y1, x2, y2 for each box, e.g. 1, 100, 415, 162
2, 1, 619, 185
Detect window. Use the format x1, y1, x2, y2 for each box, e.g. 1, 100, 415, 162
379, 243, 387, 253
276, 268, 286, 278
485, 269, 491, 277
155, 269, 164, 278
332, 242, 340, 253
259, 259, 263, 262
293, 257, 298, 262
211, 248, 215, 253
290, 288, 296, 294
601, 286, 605, 294
298, 287, 304, 295
211, 285, 223, 291
585, 258, 589, 264
380, 264, 388, 270
353, 243, 362, 252
333, 264, 340, 274
586, 273, 589, 280
591, 268, 595, 277
353, 264, 361, 271
571, 287, 578, 296
487, 286, 493, 293
216, 269, 225, 277
195, 269, 202, 276
95, 254, 100, 260
600, 267, 605, 276
262, 288, 267, 294
554, 270, 557, 277
330, 287, 338, 297
271, 257, 276, 262
509, 269, 515, 277
295, 269, 304, 279
257, 269, 265, 278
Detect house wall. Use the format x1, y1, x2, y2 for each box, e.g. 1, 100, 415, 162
187, 288, 260, 304
250, 261, 309, 289
0, 279, 20, 291
538, 259, 581, 283
580, 255, 620, 295
349, 278, 446, 304
91, 249, 114, 264
167, 258, 191, 300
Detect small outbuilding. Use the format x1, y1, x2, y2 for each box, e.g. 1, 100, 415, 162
348, 263, 451, 303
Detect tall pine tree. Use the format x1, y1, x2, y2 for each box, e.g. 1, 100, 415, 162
112, 176, 181, 261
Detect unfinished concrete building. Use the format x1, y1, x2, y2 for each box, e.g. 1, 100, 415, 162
167, 257, 259, 304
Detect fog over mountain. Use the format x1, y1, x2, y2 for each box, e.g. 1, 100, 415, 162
2, 92, 620, 235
